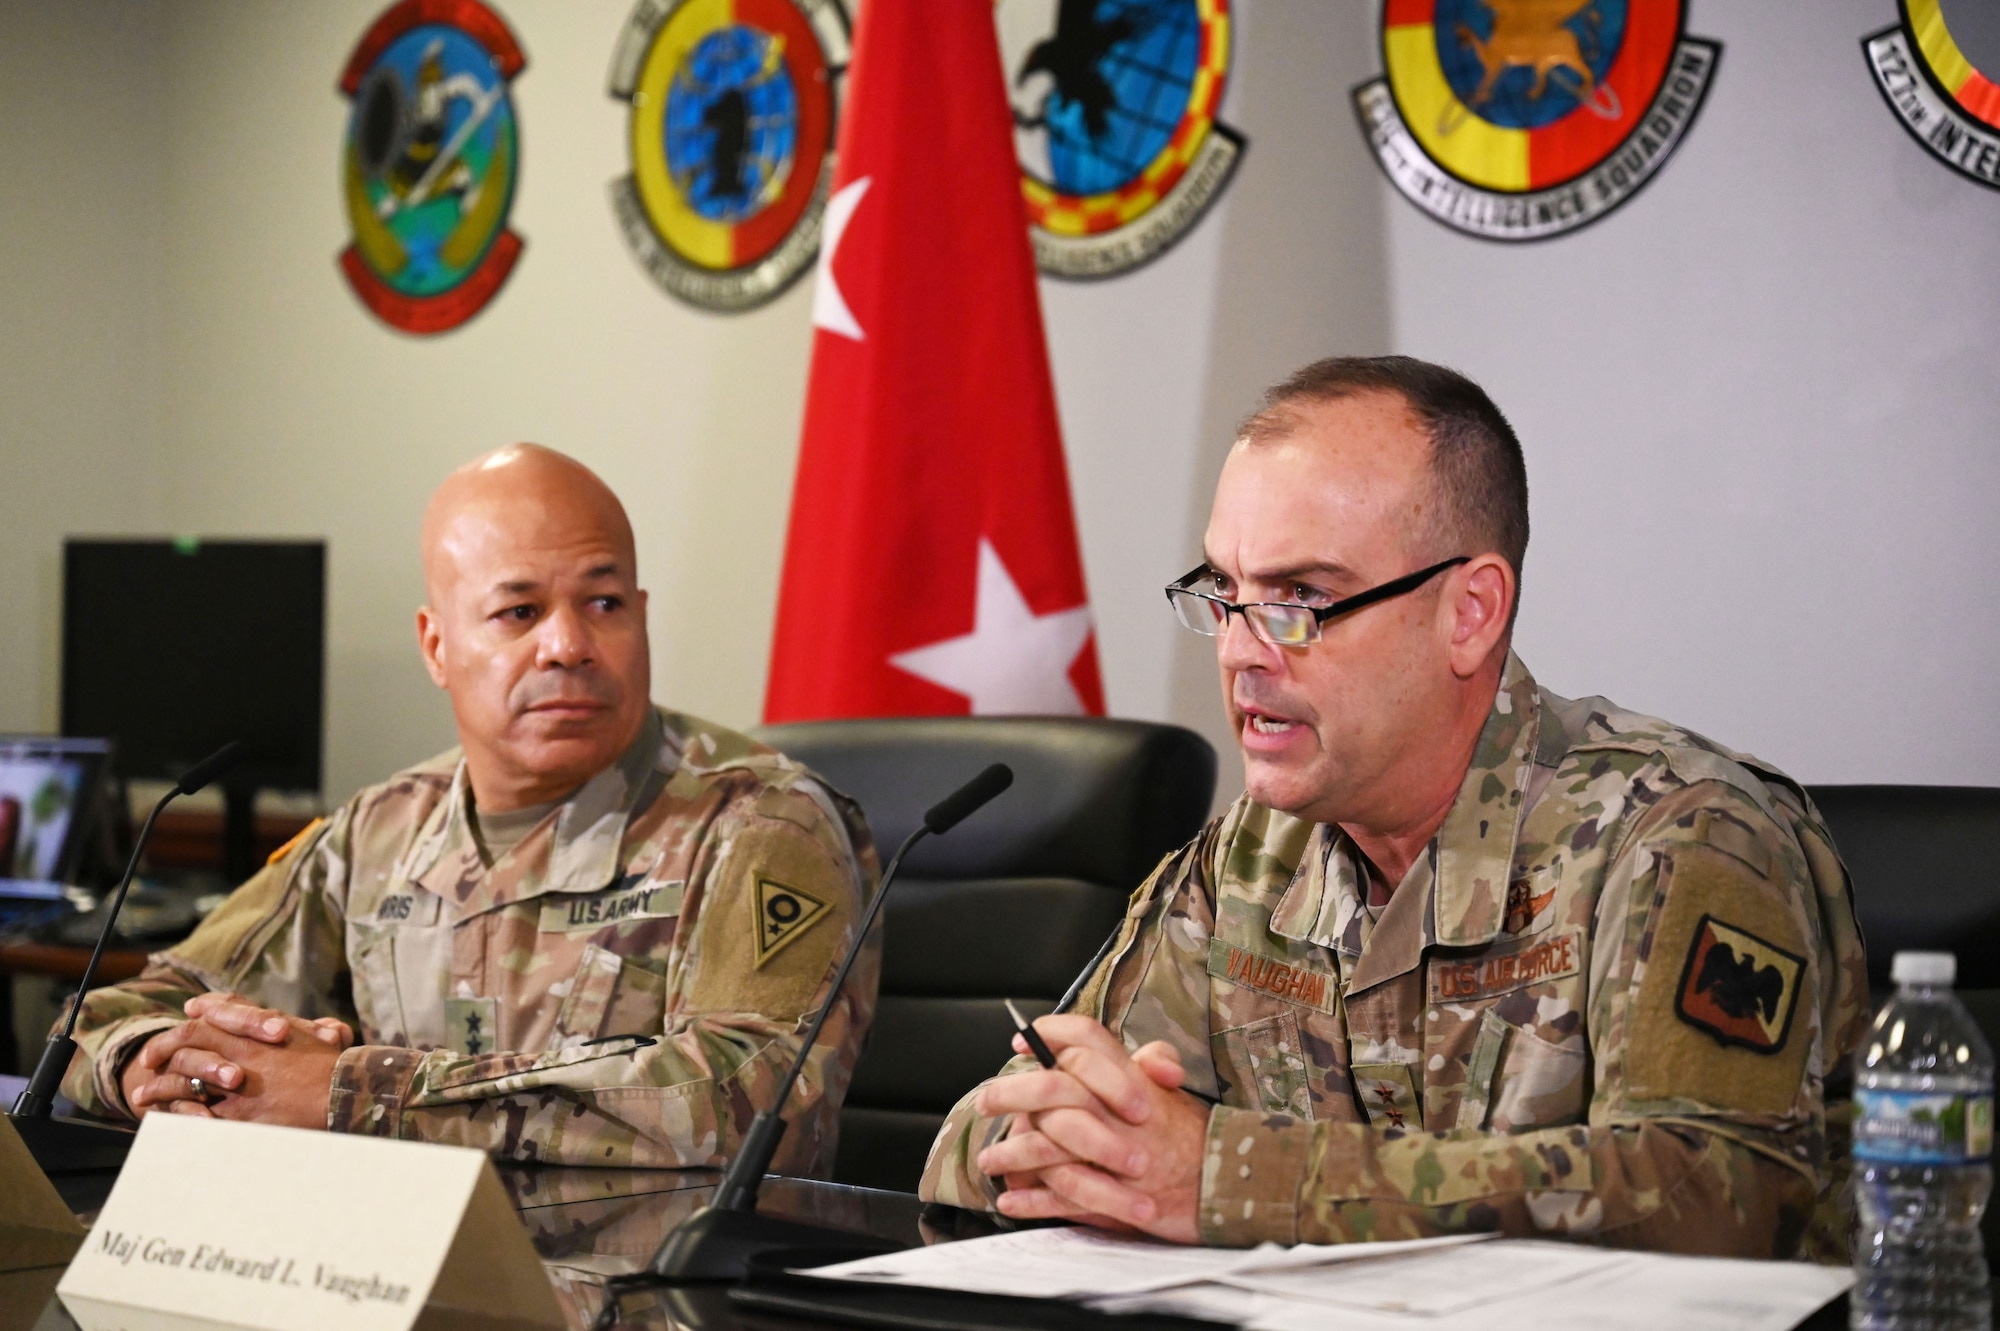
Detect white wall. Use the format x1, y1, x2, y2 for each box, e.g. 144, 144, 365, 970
1, 0, 1994, 810
148, 1, 824, 800
1388, 0, 2000, 783
0, 3, 168, 737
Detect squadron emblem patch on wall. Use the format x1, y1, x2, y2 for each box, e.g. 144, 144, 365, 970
1354, 0, 1720, 240
338, 0, 527, 334
608, 0, 850, 312
1864, 0, 2000, 190
998, 0, 1245, 279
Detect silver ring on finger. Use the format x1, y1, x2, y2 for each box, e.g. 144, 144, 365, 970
188, 1076, 218, 1104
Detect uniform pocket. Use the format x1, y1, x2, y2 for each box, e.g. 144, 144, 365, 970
346, 924, 406, 1045
1489, 1023, 1588, 1132
551, 943, 669, 1049
1211, 1010, 1313, 1120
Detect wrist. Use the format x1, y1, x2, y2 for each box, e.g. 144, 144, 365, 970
101, 1018, 185, 1120
327, 1044, 426, 1137
1199, 1104, 1310, 1246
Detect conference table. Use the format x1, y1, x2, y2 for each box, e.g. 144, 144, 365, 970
25, 1145, 1861, 1331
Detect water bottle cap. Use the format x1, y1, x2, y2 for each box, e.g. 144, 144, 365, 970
1891, 951, 1957, 986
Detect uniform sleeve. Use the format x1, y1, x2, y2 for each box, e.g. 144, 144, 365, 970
919, 823, 1225, 1208
326, 784, 881, 1171
1200, 781, 1868, 1258
61, 815, 354, 1118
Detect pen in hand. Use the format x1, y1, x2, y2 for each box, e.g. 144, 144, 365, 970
1004, 998, 1058, 1069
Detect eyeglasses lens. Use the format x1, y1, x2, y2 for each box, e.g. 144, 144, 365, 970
1169, 590, 1321, 646
1169, 589, 1227, 635
1254, 606, 1315, 646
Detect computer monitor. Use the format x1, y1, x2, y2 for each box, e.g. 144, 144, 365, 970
61, 539, 325, 796
0, 735, 110, 899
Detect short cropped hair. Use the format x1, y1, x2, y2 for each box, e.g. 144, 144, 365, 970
1240, 355, 1529, 613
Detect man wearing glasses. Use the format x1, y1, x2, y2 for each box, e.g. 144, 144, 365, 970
922, 356, 1867, 1258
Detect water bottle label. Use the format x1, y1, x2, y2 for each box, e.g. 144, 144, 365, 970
1853, 1088, 1994, 1164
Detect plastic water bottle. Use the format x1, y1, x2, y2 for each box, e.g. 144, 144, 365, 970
1853, 951, 1994, 1331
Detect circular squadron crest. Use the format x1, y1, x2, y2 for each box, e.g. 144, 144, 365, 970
1864, 0, 2000, 190
608, 0, 849, 313
1354, 1, 1720, 241
999, 0, 1246, 280
338, 0, 526, 335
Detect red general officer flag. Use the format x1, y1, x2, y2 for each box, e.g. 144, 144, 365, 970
762, 0, 1104, 723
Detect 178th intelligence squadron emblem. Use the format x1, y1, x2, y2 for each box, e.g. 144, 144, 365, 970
338, 0, 527, 334
1355, 1, 1720, 241
608, 0, 850, 313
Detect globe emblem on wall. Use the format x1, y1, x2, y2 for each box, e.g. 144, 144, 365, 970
610, 0, 849, 313
1863, 0, 2000, 190
337, 0, 527, 335
999, 0, 1246, 280
664, 28, 800, 224
1354, 0, 1721, 241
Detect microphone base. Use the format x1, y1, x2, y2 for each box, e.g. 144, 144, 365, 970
8, 1112, 136, 1174
647, 1204, 898, 1282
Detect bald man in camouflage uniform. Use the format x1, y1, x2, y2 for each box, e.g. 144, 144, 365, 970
62, 446, 878, 1172
924, 358, 1867, 1257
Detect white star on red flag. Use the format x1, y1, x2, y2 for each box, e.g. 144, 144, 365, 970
811, 176, 870, 342
888, 541, 1093, 714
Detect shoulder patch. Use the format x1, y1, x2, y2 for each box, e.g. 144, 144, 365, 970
1674, 915, 1804, 1054
753, 878, 831, 968
1625, 843, 1817, 1115
266, 817, 326, 867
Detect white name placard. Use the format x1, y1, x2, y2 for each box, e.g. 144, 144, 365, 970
57, 1114, 562, 1331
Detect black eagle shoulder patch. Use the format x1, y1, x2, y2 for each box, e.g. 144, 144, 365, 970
1674, 914, 1805, 1054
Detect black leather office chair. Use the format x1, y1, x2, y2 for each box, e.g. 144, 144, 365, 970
1808, 785, 2000, 1017
1808, 785, 2000, 1267
756, 717, 1218, 1193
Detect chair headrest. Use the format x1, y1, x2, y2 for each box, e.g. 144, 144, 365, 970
1807, 784, 2000, 988
754, 717, 1217, 886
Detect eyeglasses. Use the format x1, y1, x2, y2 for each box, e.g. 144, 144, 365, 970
1164, 556, 1471, 646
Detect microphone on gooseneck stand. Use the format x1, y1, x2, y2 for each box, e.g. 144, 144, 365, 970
10, 743, 246, 1170
624, 763, 1015, 1293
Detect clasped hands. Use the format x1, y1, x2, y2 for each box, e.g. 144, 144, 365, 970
121, 991, 350, 1130
974, 1014, 1208, 1244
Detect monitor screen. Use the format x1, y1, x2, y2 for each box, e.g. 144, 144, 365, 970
0, 735, 110, 896
62, 539, 325, 793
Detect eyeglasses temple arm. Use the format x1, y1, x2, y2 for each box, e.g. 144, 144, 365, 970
1314, 556, 1472, 622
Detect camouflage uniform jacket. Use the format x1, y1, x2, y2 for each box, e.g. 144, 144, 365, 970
923, 655, 1868, 1257
63, 708, 881, 1173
